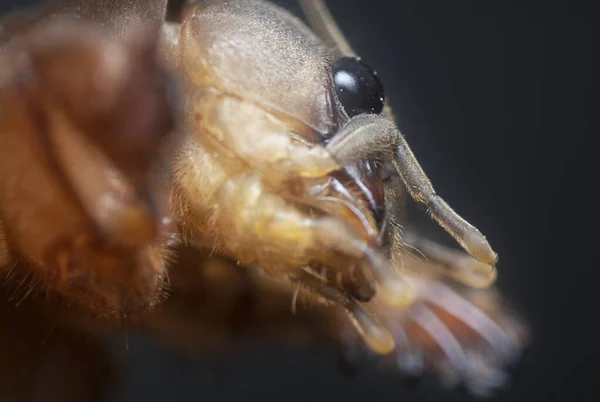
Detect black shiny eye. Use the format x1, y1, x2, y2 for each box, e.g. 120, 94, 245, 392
333, 57, 385, 117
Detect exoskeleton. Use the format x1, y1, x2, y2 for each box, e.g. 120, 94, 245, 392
0, 0, 528, 398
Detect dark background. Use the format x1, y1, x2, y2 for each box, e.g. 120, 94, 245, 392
1, 0, 597, 401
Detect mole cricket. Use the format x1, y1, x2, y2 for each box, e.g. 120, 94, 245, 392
0, 0, 528, 398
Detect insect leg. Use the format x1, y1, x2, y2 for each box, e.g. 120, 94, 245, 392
291, 269, 395, 355
335, 251, 527, 395
215, 175, 415, 308
3, 19, 174, 192
0, 19, 174, 316
326, 114, 498, 266
299, 0, 357, 58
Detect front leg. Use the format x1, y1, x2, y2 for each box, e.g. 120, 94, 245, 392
0, 19, 175, 317
289, 269, 395, 355
215, 174, 415, 309
172, 152, 415, 312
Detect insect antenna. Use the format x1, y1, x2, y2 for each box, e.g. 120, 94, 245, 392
299, 0, 357, 58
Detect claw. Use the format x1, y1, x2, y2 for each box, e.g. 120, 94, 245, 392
335, 252, 528, 396
345, 300, 395, 355
359, 246, 416, 309
311, 219, 416, 309
409, 304, 468, 377
293, 269, 395, 355
420, 281, 521, 364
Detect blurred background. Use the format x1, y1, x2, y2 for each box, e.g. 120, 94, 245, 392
0, 0, 597, 401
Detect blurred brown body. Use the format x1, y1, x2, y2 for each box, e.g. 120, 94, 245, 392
0, 0, 528, 400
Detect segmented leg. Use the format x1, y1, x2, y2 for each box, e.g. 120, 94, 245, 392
172, 135, 413, 310
0, 19, 174, 317
139, 245, 528, 397
326, 114, 498, 266
339, 252, 527, 396
140, 246, 338, 352
213, 174, 415, 308
290, 269, 395, 355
